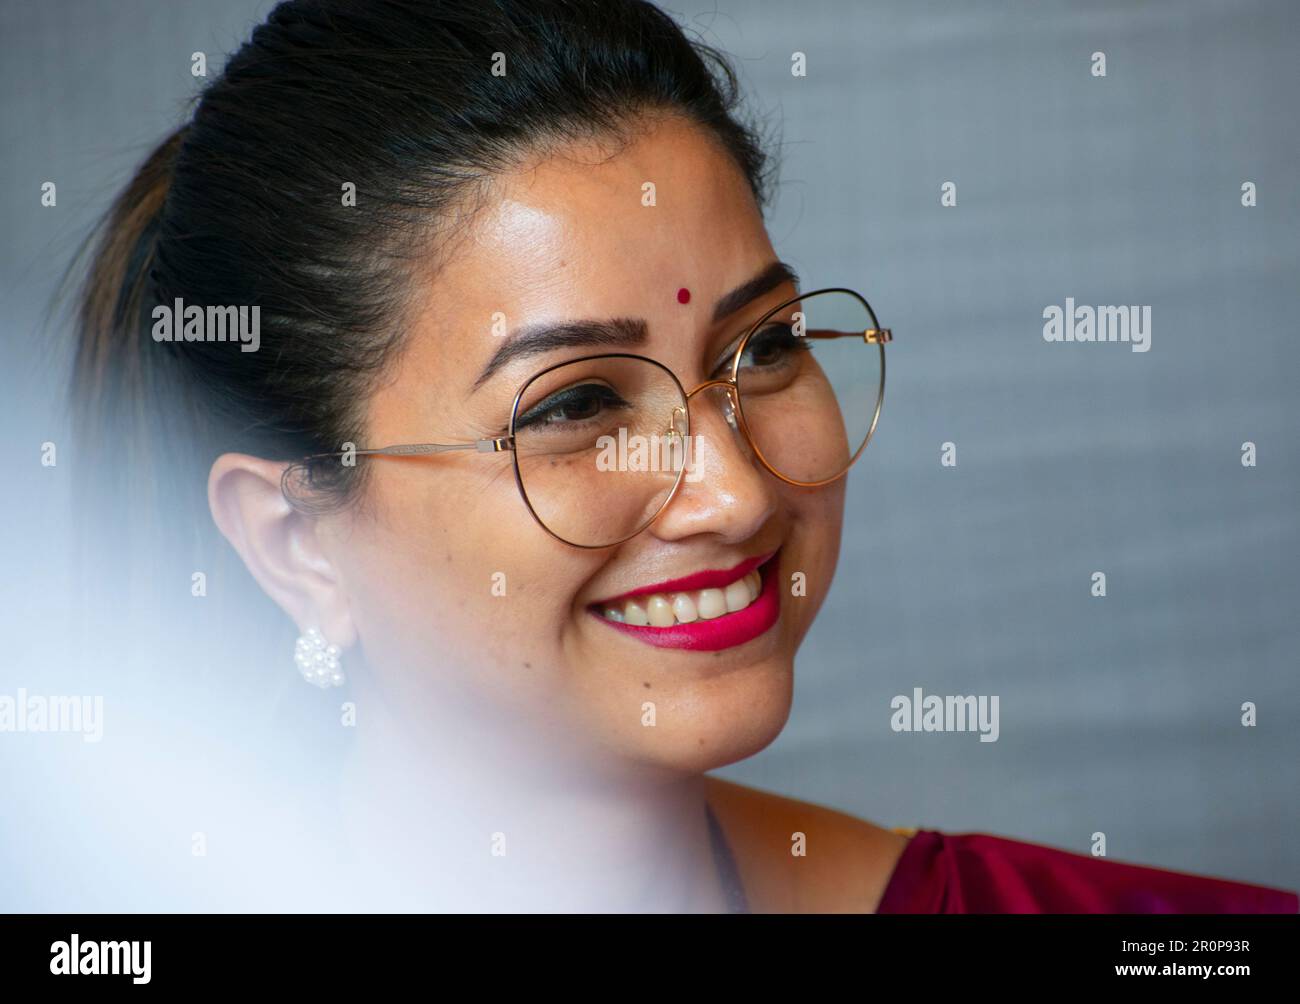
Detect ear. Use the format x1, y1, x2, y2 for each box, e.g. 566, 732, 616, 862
206, 452, 357, 650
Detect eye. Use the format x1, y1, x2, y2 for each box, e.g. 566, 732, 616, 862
513, 382, 631, 430
737, 322, 810, 370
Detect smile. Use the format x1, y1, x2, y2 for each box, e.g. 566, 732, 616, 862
588, 549, 781, 651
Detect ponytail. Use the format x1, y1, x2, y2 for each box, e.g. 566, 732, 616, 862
72, 125, 187, 461
65, 125, 215, 641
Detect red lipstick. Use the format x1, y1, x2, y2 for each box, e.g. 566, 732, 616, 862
592, 551, 775, 606
589, 550, 781, 652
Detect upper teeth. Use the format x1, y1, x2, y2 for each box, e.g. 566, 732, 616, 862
602, 571, 762, 627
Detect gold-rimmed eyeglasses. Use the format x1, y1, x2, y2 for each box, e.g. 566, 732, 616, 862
285, 287, 891, 548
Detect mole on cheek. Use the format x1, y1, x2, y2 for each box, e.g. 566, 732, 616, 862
676, 287, 690, 304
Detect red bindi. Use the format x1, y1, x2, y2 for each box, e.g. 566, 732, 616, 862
677, 287, 691, 304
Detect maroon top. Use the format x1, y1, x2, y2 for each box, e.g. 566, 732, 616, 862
875, 829, 1299, 913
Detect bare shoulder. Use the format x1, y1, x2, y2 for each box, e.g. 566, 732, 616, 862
704, 775, 912, 913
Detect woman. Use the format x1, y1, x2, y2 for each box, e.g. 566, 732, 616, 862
67, 0, 1296, 913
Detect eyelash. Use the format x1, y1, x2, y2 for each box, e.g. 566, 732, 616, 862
512, 383, 630, 431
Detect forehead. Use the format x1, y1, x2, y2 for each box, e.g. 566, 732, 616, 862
467, 114, 759, 278
424, 114, 770, 340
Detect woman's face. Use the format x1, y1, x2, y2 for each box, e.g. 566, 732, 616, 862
322, 114, 845, 778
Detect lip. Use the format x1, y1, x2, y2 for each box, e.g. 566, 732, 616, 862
590, 549, 778, 606
588, 549, 781, 652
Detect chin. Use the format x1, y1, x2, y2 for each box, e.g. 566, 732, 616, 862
620, 651, 795, 775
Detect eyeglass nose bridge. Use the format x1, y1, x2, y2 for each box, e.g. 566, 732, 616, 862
680, 377, 742, 437
683, 377, 736, 400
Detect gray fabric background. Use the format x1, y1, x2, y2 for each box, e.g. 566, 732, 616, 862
2, 0, 1296, 893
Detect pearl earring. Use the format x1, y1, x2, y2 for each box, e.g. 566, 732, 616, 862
295, 627, 345, 688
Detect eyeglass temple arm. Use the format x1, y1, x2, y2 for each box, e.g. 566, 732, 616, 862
301, 437, 514, 462
800, 327, 893, 344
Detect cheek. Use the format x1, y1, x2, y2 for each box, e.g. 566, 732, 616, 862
335, 463, 581, 710
780, 480, 846, 626
787, 479, 846, 550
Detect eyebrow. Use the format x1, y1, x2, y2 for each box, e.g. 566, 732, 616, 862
472, 259, 801, 390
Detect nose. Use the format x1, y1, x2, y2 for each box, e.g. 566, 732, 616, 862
646, 380, 777, 544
